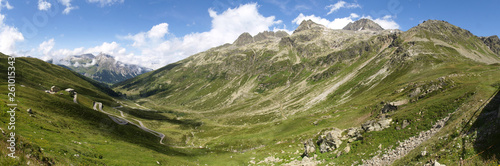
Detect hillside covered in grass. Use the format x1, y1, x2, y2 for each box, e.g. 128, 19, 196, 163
1, 19, 499, 165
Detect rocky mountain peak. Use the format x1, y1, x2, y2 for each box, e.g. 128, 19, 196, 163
294, 19, 325, 34
342, 18, 384, 31
410, 20, 474, 38
233, 32, 254, 46
233, 31, 290, 46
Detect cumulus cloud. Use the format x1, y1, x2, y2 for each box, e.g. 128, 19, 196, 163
39, 38, 55, 55
59, 0, 77, 14
326, 1, 360, 15
87, 0, 124, 7
120, 3, 282, 69
0, 0, 24, 55
293, 13, 360, 29
38, 0, 52, 11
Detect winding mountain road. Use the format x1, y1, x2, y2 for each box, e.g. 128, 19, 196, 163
92, 102, 165, 144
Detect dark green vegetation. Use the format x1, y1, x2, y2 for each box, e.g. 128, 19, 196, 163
2, 19, 500, 165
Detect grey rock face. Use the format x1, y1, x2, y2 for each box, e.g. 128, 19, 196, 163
479, 35, 500, 55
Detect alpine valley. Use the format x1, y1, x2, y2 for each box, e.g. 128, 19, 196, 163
1, 19, 500, 166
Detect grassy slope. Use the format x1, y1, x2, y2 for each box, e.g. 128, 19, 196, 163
0, 54, 206, 165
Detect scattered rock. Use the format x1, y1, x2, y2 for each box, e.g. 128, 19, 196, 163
362, 115, 450, 166
27, 108, 33, 114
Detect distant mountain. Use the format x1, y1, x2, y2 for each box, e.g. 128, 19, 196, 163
343, 18, 384, 31
49, 53, 151, 84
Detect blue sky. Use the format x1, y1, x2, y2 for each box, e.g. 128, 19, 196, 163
0, 0, 499, 69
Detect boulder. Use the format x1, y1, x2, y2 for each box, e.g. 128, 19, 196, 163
433, 160, 446, 166
345, 127, 362, 142
381, 103, 398, 113
409, 87, 421, 98
302, 139, 316, 157
27, 108, 33, 114
317, 128, 343, 153
362, 118, 392, 132
50, 86, 60, 93
344, 144, 351, 154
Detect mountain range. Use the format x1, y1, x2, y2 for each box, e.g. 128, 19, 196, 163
1, 19, 499, 165
47, 53, 151, 84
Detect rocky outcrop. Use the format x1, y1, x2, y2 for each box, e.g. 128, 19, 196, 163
317, 128, 343, 153
343, 19, 384, 31
479, 35, 500, 55
362, 118, 392, 132
302, 139, 316, 157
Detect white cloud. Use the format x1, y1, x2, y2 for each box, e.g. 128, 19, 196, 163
39, 38, 55, 55
292, 13, 359, 29
148, 23, 169, 39
38, 0, 52, 11
363, 15, 400, 29
87, 0, 124, 7
0, 0, 24, 55
120, 3, 282, 69
58, 0, 77, 14
326, 1, 360, 15
0, 0, 13, 10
